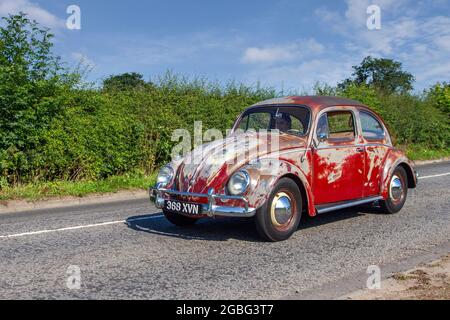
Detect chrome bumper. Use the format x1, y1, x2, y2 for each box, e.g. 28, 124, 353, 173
149, 185, 256, 218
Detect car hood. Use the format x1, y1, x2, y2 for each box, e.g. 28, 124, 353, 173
173, 131, 307, 193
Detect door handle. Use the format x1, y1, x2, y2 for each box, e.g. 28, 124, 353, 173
356, 147, 364, 153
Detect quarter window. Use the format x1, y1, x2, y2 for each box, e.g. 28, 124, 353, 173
360, 111, 385, 140
316, 114, 328, 138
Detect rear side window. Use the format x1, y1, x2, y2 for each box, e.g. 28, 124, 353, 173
327, 111, 355, 140
360, 111, 385, 140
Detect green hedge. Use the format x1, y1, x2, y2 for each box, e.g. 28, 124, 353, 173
1, 77, 449, 187
0, 76, 277, 186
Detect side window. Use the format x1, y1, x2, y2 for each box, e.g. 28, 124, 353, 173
327, 111, 355, 140
360, 111, 385, 140
240, 112, 271, 131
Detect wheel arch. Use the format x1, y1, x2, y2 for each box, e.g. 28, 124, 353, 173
398, 162, 417, 188
380, 149, 417, 198
244, 157, 316, 217
279, 173, 313, 217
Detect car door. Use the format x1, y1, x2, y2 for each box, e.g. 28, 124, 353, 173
359, 110, 390, 197
312, 108, 365, 204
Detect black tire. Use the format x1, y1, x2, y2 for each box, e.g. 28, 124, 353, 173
255, 178, 302, 242
163, 210, 198, 226
380, 166, 408, 214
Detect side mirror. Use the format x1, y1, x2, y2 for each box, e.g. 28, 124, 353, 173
318, 132, 328, 142
313, 132, 327, 148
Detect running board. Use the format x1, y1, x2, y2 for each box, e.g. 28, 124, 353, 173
316, 196, 383, 214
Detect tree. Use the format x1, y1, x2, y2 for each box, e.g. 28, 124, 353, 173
0, 13, 64, 147
103, 72, 146, 91
0, 13, 61, 81
0, 13, 66, 184
339, 56, 415, 94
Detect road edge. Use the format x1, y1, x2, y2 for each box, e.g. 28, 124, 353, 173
0, 189, 149, 215
413, 157, 450, 166
283, 240, 450, 300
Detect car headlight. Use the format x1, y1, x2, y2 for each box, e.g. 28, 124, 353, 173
227, 170, 250, 195
156, 166, 174, 186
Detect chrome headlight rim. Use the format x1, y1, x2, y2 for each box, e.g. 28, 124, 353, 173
227, 170, 251, 196
156, 165, 174, 186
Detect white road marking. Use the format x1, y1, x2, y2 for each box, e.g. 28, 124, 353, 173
418, 172, 450, 180
0, 215, 164, 239
1, 170, 449, 240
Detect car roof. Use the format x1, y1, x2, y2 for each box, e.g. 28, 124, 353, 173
248, 96, 367, 112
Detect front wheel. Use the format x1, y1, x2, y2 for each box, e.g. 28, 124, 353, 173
380, 166, 408, 214
255, 178, 302, 242
163, 210, 198, 226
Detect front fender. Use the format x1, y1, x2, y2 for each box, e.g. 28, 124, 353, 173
243, 154, 315, 216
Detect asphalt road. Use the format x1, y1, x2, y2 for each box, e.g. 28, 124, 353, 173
0, 162, 449, 299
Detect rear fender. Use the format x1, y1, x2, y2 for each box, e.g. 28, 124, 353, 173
380, 149, 417, 199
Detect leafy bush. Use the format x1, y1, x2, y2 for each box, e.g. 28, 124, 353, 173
426, 83, 450, 123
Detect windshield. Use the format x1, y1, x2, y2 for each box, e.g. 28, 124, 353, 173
235, 106, 310, 136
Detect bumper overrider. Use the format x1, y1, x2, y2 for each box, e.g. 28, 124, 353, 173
149, 185, 256, 218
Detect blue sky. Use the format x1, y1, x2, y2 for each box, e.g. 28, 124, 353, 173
1, 0, 449, 92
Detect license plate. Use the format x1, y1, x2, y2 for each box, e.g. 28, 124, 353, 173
164, 200, 202, 215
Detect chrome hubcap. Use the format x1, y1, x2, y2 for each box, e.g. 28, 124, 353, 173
390, 175, 403, 201
270, 192, 292, 227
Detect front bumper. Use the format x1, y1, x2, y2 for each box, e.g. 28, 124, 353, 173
149, 186, 256, 218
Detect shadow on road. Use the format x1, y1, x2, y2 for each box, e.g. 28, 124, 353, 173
300, 204, 385, 230
126, 213, 260, 242
125, 204, 384, 242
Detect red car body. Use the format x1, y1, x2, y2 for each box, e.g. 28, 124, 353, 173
151, 96, 418, 241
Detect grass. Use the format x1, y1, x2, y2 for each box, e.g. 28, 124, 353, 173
0, 171, 157, 201
405, 145, 450, 161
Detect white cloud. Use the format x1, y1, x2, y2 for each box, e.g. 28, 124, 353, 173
314, 0, 450, 90
242, 0, 450, 92
242, 47, 295, 64
243, 57, 354, 93
0, 0, 63, 29
102, 31, 244, 67
434, 35, 450, 51
71, 52, 96, 70
71, 31, 247, 82
241, 39, 324, 64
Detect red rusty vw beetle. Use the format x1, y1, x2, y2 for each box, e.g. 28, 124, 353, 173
150, 96, 418, 241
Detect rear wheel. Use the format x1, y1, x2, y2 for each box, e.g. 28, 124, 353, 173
380, 166, 408, 214
255, 178, 302, 242
163, 210, 198, 226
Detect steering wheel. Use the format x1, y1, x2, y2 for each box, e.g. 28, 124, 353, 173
287, 129, 302, 135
